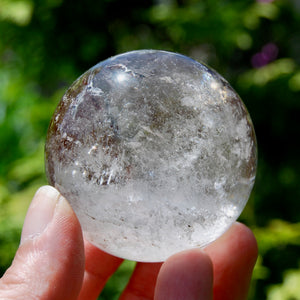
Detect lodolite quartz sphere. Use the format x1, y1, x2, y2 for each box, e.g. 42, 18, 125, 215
45, 50, 257, 262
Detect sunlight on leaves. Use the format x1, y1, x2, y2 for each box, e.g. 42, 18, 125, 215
254, 220, 300, 255
289, 71, 300, 91
267, 268, 300, 300
0, 0, 33, 26
238, 58, 296, 88
244, 2, 279, 29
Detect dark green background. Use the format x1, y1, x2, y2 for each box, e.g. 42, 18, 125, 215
0, 0, 299, 299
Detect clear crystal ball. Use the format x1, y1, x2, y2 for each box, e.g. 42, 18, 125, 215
45, 50, 257, 262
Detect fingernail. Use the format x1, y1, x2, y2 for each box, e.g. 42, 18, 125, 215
20, 186, 60, 245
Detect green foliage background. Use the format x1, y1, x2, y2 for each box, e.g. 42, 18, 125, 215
0, 0, 299, 299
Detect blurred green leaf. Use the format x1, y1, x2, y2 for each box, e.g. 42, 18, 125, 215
238, 58, 296, 88
0, 0, 33, 25
99, 260, 136, 300
254, 220, 300, 255
267, 268, 300, 300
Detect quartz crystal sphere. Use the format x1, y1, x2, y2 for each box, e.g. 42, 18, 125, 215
45, 50, 257, 262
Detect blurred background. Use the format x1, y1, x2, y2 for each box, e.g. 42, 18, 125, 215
0, 0, 299, 299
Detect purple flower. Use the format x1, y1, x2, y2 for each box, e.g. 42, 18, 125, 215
251, 43, 278, 68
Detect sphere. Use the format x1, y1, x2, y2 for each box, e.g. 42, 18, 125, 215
45, 50, 257, 262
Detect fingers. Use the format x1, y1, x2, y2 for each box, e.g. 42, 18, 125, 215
204, 222, 258, 300
0, 186, 85, 300
77, 240, 123, 300
154, 249, 213, 300
119, 262, 162, 300
119, 222, 257, 300
0, 185, 256, 300
117, 250, 212, 300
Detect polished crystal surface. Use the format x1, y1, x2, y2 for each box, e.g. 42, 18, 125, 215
45, 50, 257, 262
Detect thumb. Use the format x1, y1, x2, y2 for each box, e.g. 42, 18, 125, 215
0, 186, 85, 300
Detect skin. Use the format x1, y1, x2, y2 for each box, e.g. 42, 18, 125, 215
0, 186, 258, 299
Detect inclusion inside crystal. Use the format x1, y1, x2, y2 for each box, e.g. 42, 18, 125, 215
45, 50, 257, 262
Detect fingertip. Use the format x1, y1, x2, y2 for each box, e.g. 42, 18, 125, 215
205, 222, 258, 300
233, 222, 258, 258
213, 222, 258, 264
21, 185, 60, 245
155, 249, 213, 300
36, 185, 61, 199
164, 248, 213, 278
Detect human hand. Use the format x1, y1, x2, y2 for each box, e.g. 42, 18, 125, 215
0, 186, 257, 300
